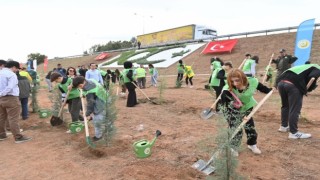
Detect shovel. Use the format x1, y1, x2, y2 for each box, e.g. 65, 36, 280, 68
200, 93, 222, 120
132, 82, 158, 104
80, 89, 96, 148
193, 90, 274, 175
50, 89, 70, 126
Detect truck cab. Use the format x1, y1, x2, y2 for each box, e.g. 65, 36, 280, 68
194, 25, 217, 40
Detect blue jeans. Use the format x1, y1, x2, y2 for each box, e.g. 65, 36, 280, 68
93, 111, 106, 138
20, 98, 29, 119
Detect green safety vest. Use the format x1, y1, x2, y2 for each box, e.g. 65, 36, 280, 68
242, 59, 255, 72
83, 79, 107, 103
210, 61, 223, 86
177, 63, 184, 73
266, 65, 273, 76
149, 68, 157, 75
122, 69, 135, 83
211, 61, 221, 70
223, 77, 259, 112
284, 64, 320, 75
99, 69, 107, 76
135, 68, 146, 78
210, 67, 222, 86
58, 78, 80, 100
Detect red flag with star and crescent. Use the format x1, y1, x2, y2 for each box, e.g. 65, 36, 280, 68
201, 39, 238, 54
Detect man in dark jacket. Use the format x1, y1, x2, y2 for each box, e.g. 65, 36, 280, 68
272, 49, 298, 87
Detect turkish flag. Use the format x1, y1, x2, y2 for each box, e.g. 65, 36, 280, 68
201, 39, 238, 54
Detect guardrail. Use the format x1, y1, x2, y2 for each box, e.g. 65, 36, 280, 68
50, 23, 320, 60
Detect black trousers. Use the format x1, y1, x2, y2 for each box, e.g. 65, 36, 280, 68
185, 76, 193, 85
67, 97, 84, 122
225, 107, 258, 147
177, 73, 183, 82
125, 82, 137, 107
277, 81, 303, 134
213, 85, 224, 112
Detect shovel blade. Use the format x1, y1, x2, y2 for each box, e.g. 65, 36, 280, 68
192, 159, 215, 175
200, 108, 215, 120
50, 116, 63, 126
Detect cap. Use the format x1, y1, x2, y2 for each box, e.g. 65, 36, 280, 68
279, 49, 286, 53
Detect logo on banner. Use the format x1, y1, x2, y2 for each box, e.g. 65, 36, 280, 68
210, 44, 225, 51
297, 39, 310, 49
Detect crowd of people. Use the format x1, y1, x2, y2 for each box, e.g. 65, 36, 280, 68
0, 48, 319, 158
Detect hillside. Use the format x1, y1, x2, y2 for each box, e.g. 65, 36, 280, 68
38, 30, 320, 76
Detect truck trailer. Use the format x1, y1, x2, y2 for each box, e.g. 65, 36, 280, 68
137, 24, 217, 47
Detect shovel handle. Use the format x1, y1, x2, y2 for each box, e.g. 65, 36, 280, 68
238, 58, 246, 70
58, 89, 71, 117
132, 81, 151, 101
80, 89, 90, 138
306, 77, 315, 90
209, 93, 222, 109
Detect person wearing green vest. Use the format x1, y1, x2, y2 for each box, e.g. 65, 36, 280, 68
209, 59, 226, 112
50, 72, 84, 127
265, 65, 274, 86
136, 64, 146, 89
221, 69, 273, 155
276, 64, 320, 139
98, 68, 108, 89
148, 64, 158, 87
242, 54, 259, 77
72, 76, 108, 141
27, 67, 38, 86
123, 61, 138, 107
177, 60, 184, 82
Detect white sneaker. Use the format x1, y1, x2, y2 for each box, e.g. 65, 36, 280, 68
189, 86, 193, 88
288, 132, 311, 139
248, 145, 261, 154
278, 126, 289, 132
66, 130, 71, 134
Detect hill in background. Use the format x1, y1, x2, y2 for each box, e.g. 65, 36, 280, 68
37, 30, 320, 76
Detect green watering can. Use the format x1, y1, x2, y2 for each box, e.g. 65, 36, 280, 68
69, 122, 84, 134
133, 130, 162, 158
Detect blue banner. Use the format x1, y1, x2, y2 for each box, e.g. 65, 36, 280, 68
294, 19, 315, 66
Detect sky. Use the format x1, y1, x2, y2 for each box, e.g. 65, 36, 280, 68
0, 0, 318, 63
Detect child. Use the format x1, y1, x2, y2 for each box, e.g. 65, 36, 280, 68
72, 76, 108, 141
221, 69, 273, 155
50, 72, 83, 126
183, 64, 195, 88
